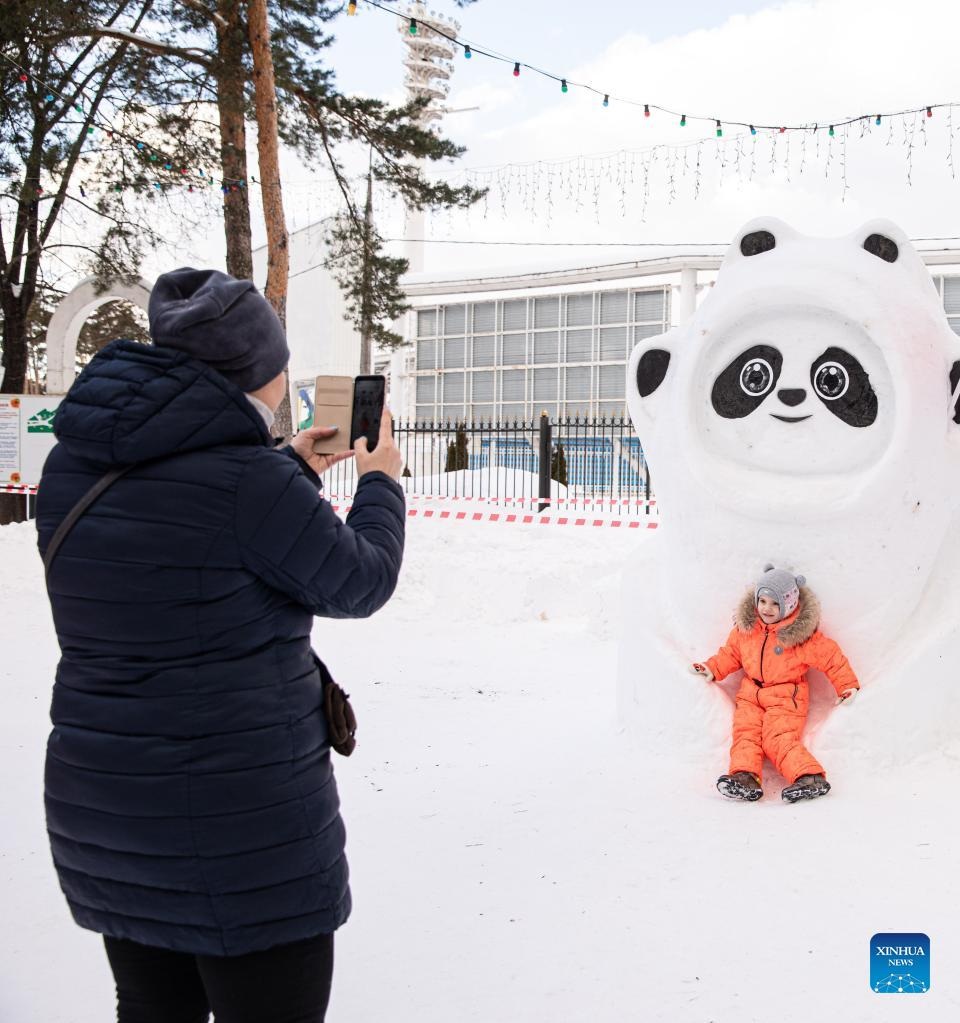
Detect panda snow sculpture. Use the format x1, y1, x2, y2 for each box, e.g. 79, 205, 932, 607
620, 218, 960, 762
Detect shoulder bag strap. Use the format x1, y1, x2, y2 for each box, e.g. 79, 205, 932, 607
43, 464, 136, 580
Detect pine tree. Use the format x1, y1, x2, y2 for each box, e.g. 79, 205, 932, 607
551, 441, 568, 487
444, 421, 469, 472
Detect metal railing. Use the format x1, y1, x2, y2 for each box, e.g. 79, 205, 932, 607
321, 414, 654, 517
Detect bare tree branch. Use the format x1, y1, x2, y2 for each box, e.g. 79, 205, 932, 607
176, 0, 228, 30
41, 28, 213, 68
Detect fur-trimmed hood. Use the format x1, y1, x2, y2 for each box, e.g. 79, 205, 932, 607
734, 586, 821, 647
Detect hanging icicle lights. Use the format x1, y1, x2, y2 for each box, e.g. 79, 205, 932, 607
355, 0, 947, 140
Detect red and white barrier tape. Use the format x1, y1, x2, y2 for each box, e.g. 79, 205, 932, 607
328, 491, 656, 509
2, 484, 38, 494
329, 503, 659, 529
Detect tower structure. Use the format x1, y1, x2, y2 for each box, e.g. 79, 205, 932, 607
397, 3, 460, 272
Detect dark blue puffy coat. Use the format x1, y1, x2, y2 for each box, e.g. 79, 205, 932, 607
35, 338, 405, 956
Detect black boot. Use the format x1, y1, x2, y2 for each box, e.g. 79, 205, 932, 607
716, 771, 763, 801
781, 773, 831, 803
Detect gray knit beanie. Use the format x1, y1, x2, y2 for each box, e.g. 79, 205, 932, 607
148, 267, 290, 392
755, 564, 806, 622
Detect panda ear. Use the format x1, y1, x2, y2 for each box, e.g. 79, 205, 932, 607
950, 361, 960, 425
636, 350, 671, 396
740, 230, 776, 257
863, 233, 899, 263
627, 327, 679, 427
763, 563, 775, 573
795, 574, 807, 588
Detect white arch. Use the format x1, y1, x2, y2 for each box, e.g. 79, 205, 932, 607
45, 275, 153, 393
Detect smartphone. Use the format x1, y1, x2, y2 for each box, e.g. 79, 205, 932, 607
311, 374, 386, 455
350, 375, 386, 452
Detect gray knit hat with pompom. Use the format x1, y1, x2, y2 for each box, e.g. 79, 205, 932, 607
755, 564, 806, 622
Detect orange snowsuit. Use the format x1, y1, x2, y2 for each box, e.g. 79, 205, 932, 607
705, 588, 859, 784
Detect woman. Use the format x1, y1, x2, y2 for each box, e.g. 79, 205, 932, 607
35, 268, 405, 1022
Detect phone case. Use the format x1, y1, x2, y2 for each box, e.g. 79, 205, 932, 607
312, 376, 355, 454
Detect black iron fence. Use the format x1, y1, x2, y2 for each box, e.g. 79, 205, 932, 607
321, 414, 654, 517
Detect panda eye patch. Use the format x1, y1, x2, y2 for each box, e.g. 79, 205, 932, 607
712, 344, 783, 419
810, 347, 877, 427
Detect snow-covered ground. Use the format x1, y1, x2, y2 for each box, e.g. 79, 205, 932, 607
2, 514, 957, 1021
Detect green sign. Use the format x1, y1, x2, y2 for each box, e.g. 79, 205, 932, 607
26, 408, 56, 432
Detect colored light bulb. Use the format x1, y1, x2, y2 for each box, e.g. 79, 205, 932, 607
87, 126, 94, 135
408, 18, 416, 34
750, 125, 756, 135
927, 106, 933, 118
19, 74, 27, 82
45, 94, 54, 102
828, 125, 834, 136
716, 119, 722, 137
464, 45, 471, 58
680, 114, 686, 126
875, 115, 881, 125
561, 79, 567, 93
602, 94, 609, 107
644, 104, 650, 117
779, 126, 786, 133
513, 62, 520, 77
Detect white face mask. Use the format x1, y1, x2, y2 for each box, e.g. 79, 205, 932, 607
244, 392, 275, 431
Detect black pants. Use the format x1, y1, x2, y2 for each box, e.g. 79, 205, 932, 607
103, 932, 334, 1023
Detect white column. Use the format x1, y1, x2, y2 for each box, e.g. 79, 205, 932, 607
677, 266, 698, 324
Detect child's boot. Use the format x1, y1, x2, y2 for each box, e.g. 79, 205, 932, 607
781, 773, 831, 803
716, 771, 763, 801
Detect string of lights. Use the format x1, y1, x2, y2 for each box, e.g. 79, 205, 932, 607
357, 0, 954, 138
0, 50, 246, 194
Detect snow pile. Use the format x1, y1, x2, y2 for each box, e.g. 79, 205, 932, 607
3, 505, 959, 1020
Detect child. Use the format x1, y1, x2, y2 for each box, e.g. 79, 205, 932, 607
690, 565, 859, 803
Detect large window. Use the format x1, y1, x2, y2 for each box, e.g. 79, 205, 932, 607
940, 276, 960, 335
413, 287, 669, 421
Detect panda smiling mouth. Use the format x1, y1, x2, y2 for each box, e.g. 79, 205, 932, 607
770, 414, 812, 423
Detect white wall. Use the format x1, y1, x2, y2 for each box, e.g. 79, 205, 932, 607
252, 222, 361, 380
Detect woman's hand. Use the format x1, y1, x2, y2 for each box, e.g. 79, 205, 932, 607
354, 407, 404, 480
689, 662, 714, 682
289, 425, 355, 477
836, 687, 859, 706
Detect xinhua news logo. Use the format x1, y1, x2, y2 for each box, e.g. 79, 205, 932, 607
870, 933, 930, 994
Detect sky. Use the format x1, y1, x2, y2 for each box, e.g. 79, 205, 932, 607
163, 0, 960, 281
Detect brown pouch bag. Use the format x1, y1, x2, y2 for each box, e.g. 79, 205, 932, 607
313, 653, 357, 757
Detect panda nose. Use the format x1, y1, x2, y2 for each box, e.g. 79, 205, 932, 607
778, 388, 806, 407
